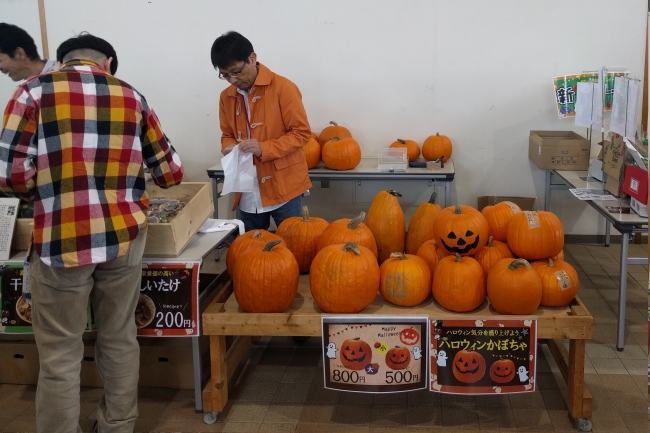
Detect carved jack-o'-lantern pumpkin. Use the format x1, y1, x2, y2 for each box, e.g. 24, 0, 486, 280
385, 346, 411, 370
399, 327, 420, 345
489, 359, 516, 383
433, 205, 489, 256
340, 338, 372, 370
452, 350, 486, 383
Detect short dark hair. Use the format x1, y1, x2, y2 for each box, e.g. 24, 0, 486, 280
210, 31, 254, 70
0, 23, 40, 60
56, 32, 118, 75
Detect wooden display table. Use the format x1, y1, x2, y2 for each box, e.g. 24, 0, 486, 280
202, 275, 593, 424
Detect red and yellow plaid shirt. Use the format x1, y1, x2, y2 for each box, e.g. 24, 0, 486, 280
0, 59, 184, 268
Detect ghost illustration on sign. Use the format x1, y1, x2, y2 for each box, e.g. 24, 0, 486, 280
517, 366, 529, 382
436, 350, 448, 367
326, 342, 338, 359
412, 346, 422, 360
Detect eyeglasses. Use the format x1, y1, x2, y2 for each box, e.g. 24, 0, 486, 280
217, 60, 248, 81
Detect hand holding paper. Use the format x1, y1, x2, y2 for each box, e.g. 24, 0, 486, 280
221, 145, 256, 195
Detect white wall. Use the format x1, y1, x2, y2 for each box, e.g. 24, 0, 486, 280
1, 0, 647, 233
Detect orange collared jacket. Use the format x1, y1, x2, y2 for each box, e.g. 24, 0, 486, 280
219, 63, 312, 209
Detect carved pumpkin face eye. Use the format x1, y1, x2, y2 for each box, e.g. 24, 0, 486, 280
447, 232, 456, 239
465, 230, 474, 236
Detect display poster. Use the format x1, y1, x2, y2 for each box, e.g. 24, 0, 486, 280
0, 264, 31, 333
322, 316, 428, 393
136, 261, 200, 337
553, 71, 627, 119
0, 198, 20, 261
430, 318, 537, 395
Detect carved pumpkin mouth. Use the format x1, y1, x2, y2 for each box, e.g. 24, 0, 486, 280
456, 364, 480, 375
390, 357, 409, 365
343, 353, 367, 363
492, 370, 512, 378
440, 235, 480, 254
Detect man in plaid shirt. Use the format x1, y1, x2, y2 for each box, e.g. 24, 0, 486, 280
0, 33, 183, 433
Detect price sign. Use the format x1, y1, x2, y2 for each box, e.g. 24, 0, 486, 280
430, 318, 537, 395
0, 264, 32, 333
136, 262, 200, 337
322, 316, 428, 393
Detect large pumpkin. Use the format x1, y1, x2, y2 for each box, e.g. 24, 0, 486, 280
506, 211, 564, 260
340, 337, 372, 370
310, 242, 380, 313
366, 190, 405, 263
482, 201, 521, 242
317, 212, 378, 257
474, 236, 515, 279
390, 138, 420, 162
385, 346, 411, 370
406, 191, 442, 254
432, 254, 486, 312
487, 258, 542, 315
452, 350, 486, 384
226, 230, 286, 272
319, 121, 352, 147
276, 206, 329, 273
433, 204, 489, 256
489, 359, 516, 384
422, 133, 452, 162
416, 240, 449, 275
379, 252, 431, 307
530, 258, 579, 307
321, 136, 362, 170
302, 137, 321, 169
232, 240, 299, 313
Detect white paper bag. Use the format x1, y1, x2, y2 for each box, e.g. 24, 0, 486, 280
221, 145, 255, 195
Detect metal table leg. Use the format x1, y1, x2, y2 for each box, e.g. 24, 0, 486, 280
545, 170, 551, 211
605, 221, 611, 247
192, 335, 203, 412
616, 232, 629, 351
444, 181, 450, 207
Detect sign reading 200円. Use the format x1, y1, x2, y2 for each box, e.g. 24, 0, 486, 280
322, 316, 428, 393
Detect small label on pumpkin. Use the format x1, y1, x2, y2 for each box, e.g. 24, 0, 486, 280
503, 201, 520, 214
554, 270, 572, 291
524, 211, 541, 229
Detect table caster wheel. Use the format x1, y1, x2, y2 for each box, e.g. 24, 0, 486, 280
576, 417, 592, 432
204, 412, 218, 424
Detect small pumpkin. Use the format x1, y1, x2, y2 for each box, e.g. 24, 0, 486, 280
487, 258, 542, 315
416, 240, 449, 275
474, 236, 515, 279
366, 190, 405, 263
406, 191, 442, 254
276, 206, 329, 273
422, 133, 452, 162
319, 121, 352, 147
432, 254, 486, 312
399, 327, 420, 345
385, 346, 411, 370
506, 210, 564, 260
310, 242, 380, 313
452, 350, 486, 384
340, 337, 372, 370
321, 136, 362, 170
317, 212, 378, 257
433, 204, 489, 256
302, 137, 321, 169
226, 230, 286, 272
311, 131, 319, 141
482, 201, 521, 242
552, 250, 565, 261
232, 240, 299, 313
489, 359, 516, 383
530, 258, 579, 307
379, 252, 431, 307
390, 138, 420, 162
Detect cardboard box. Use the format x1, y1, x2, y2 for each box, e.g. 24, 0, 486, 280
605, 175, 623, 197
11, 218, 33, 252
477, 196, 538, 211
529, 131, 590, 170
621, 165, 648, 205
602, 134, 628, 181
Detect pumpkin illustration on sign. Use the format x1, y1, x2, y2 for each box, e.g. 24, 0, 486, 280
433, 205, 489, 256
489, 358, 516, 383
340, 337, 372, 370
452, 350, 486, 383
385, 346, 411, 370
399, 327, 420, 345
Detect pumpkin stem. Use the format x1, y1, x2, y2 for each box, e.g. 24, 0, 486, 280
397, 138, 406, 144
436, 132, 440, 136
507, 258, 531, 270
329, 121, 339, 126
454, 204, 462, 214
428, 191, 438, 204
387, 190, 402, 197
493, 194, 498, 205
252, 230, 263, 239
263, 239, 282, 251
487, 236, 494, 247
330, 135, 342, 141
342, 242, 361, 255
301, 206, 310, 222
546, 258, 556, 267
390, 252, 407, 260
348, 212, 366, 229
454, 253, 462, 263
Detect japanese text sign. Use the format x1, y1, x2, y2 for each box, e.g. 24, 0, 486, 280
553, 72, 627, 119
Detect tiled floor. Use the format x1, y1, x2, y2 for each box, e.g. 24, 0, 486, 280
0, 242, 647, 432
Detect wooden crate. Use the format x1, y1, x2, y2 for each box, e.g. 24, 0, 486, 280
11, 218, 33, 251
144, 182, 214, 257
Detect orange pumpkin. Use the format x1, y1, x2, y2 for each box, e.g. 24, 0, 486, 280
385, 346, 411, 370
310, 242, 380, 313
507, 211, 564, 260
232, 240, 299, 313
530, 258, 579, 307
226, 230, 286, 272
379, 252, 431, 307
276, 206, 329, 273
433, 204, 489, 256
319, 121, 352, 147
390, 138, 420, 162
406, 191, 442, 254
302, 137, 321, 169
452, 350, 486, 384
321, 136, 361, 170
340, 338, 372, 370
432, 254, 486, 312
487, 258, 542, 315
489, 359, 516, 383
367, 190, 406, 263
552, 250, 565, 261
474, 236, 515, 279
416, 240, 449, 275
317, 212, 378, 257
311, 131, 319, 141
422, 133, 452, 162
482, 201, 521, 242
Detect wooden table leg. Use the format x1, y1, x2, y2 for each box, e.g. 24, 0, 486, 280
567, 338, 588, 419
209, 335, 228, 412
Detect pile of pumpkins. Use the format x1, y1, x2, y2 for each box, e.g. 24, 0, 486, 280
303, 121, 453, 170
227, 191, 579, 316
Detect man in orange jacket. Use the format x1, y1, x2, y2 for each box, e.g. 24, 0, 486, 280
211, 31, 312, 232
